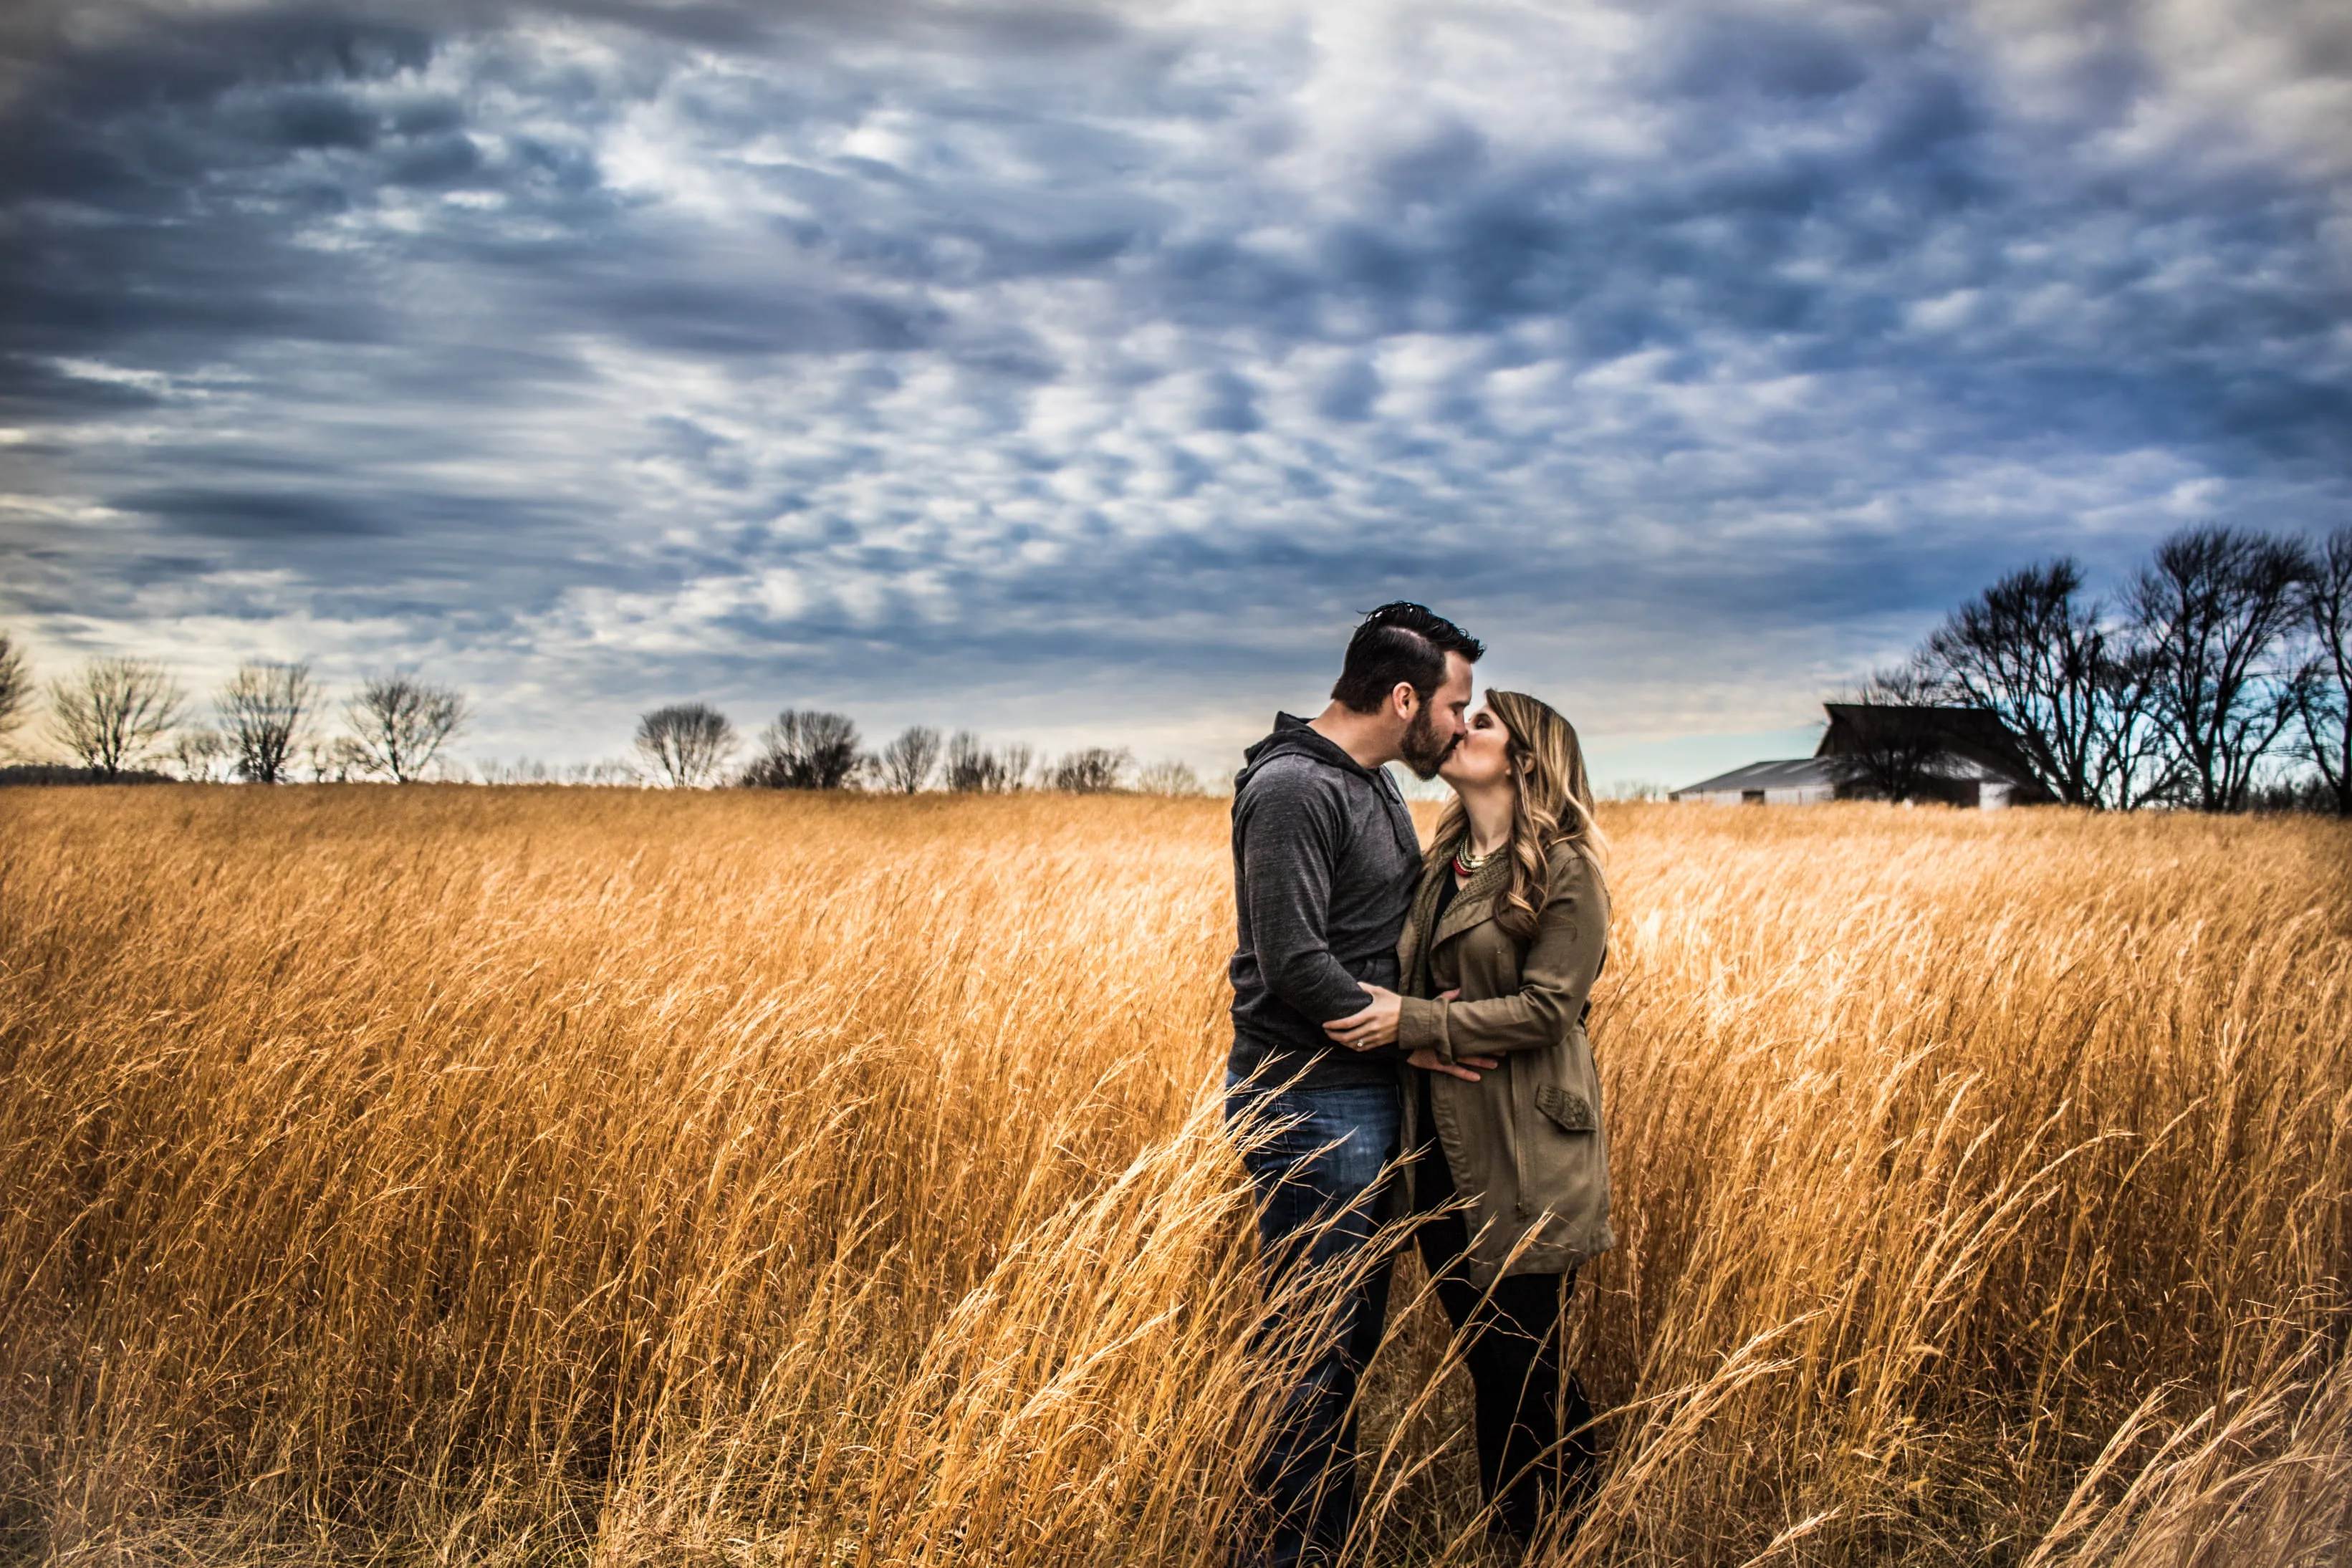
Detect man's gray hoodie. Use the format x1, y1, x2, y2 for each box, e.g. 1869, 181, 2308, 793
1228, 713, 1425, 1090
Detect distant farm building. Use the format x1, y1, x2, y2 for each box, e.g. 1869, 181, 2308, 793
1669, 758, 1838, 807
1671, 704, 2054, 809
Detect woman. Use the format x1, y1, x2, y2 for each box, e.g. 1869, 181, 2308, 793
1322, 690, 1612, 1548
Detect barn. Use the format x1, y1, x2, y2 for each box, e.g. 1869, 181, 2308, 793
1667, 757, 1838, 807
1669, 704, 2053, 808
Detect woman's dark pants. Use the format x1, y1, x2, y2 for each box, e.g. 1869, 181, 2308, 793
1412, 1152, 1595, 1544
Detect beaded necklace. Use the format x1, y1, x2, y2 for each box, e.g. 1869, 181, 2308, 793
1451, 840, 1507, 879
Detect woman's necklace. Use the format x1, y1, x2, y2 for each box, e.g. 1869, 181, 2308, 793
1453, 838, 1507, 877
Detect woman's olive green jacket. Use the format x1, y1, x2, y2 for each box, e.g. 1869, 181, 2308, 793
1396, 839, 1613, 1285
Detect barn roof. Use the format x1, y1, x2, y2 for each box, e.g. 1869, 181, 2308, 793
1669, 758, 1835, 797
1815, 703, 2053, 800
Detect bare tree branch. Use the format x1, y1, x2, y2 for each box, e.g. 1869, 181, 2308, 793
2290, 524, 2352, 817
1049, 746, 1131, 794
218, 661, 318, 784
876, 726, 941, 794
2086, 632, 2176, 811
1135, 758, 1206, 796
634, 703, 739, 787
1919, 558, 2181, 810
2127, 525, 2310, 812
1922, 560, 2100, 805
744, 710, 861, 790
306, 736, 374, 783
944, 731, 1002, 792
169, 728, 234, 782
47, 657, 185, 778
345, 672, 469, 784
0, 632, 31, 752
944, 731, 1033, 793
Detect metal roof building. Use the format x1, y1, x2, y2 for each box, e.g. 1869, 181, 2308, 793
1668, 758, 1837, 807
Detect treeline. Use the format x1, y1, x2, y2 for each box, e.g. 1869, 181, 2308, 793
630, 704, 1208, 795
0, 643, 1211, 795
1858, 522, 2351, 815
0, 656, 470, 784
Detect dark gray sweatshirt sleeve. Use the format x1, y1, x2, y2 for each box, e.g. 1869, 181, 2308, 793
1239, 766, 1381, 1024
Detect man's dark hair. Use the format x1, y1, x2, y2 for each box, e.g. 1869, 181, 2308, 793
1330, 602, 1484, 713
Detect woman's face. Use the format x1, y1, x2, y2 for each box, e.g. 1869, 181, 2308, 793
1439, 703, 1515, 792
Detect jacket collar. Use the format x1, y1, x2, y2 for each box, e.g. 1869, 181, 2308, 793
1432, 850, 1513, 946
1400, 847, 1512, 981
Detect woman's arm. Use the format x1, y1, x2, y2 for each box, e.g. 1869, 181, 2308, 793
1393, 847, 1608, 1064
1321, 987, 1499, 1079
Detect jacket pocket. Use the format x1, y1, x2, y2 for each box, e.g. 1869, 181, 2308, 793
1535, 1082, 1596, 1135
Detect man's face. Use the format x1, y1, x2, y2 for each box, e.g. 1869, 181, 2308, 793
1397, 652, 1476, 779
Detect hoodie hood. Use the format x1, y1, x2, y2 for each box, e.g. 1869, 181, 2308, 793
1235, 712, 1388, 793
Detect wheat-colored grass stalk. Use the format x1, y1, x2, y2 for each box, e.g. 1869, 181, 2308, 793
1, 787, 2346, 1566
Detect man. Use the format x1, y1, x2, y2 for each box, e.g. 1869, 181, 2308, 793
1225, 601, 1493, 1567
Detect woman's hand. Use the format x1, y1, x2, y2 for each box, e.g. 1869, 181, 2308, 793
1324, 983, 1404, 1050
1328, 986, 1497, 1079
1409, 1047, 1500, 1082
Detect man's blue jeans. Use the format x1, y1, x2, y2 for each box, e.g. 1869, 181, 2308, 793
1224, 1070, 1401, 1568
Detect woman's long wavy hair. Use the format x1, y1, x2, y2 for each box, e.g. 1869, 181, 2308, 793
1426, 690, 1607, 943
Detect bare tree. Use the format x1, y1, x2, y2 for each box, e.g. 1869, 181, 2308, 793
875, 725, 941, 794
944, 731, 1040, 792
48, 657, 185, 778
1922, 560, 2109, 806
478, 756, 556, 786
0, 631, 30, 752
635, 703, 739, 787
169, 728, 234, 782
217, 660, 318, 784
2290, 525, 2352, 817
744, 709, 861, 789
345, 671, 469, 783
1920, 558, 2180, 811
2126, 525, 2310, 812
1050, 746, 1132, 793
1135, 758, 1206, 797
305, 735, 373, 783
2085, 632, 2176, 812
944, 731, 987, 792
1820, 666, 1949, 803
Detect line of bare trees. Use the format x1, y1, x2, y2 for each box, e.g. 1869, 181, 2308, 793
631, 703, 1206, 795
0, 646, 470, 784
0, 642, 1211, 795
1861, 522, 2351, 814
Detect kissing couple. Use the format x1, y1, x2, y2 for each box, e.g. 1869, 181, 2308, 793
1224, 602, 1613, 1567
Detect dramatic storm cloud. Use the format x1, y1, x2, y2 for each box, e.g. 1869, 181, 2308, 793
3, 0, 2348, 780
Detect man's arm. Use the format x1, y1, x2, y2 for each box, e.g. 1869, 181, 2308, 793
1239, 769, 1382, 1026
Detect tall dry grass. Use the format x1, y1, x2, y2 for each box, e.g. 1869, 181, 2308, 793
1, 787, 2347, 1567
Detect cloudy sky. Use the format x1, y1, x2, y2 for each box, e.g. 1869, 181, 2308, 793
3, 0, 2348, 786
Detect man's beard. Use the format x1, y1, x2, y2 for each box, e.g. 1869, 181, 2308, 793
1398, 706, 1456, 780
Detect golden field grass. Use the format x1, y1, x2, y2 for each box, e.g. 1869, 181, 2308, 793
1, 787, 2348, 1567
